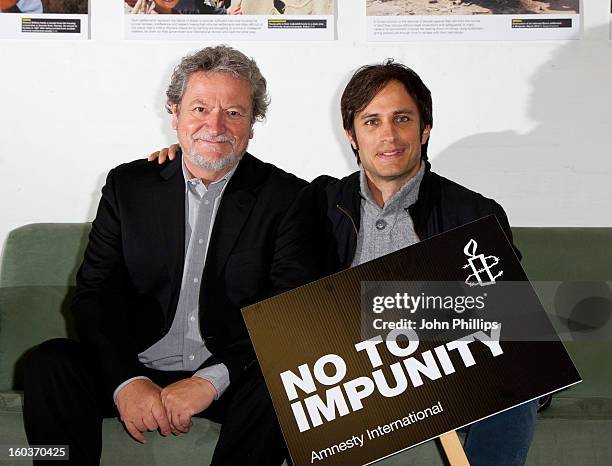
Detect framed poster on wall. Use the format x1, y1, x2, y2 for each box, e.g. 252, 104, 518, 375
124, 0, 336, 41
0, 0, 88, 39
366, 0, 580, 42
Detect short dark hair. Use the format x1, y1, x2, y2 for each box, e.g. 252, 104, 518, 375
340, 59, 433, 162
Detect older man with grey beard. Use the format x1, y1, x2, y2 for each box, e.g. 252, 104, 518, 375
23, 45, 314, 465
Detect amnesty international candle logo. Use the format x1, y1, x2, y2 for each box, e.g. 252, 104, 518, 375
242, 216, 580, 466
463, 238, 503, 286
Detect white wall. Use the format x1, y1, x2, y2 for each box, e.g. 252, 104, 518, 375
1, 0, 611, 257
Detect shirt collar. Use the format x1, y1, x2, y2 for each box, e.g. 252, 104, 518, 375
181, 155, 239, 193
359, 162, 426, 212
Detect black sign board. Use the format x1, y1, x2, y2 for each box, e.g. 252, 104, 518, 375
243, 216, 580, 466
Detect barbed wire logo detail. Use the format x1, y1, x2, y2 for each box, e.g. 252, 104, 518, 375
463, 239, 503, 287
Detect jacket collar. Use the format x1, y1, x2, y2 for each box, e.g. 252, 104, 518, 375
155, 150, 263, 295
202, 152, 262, 276
154, 155, 186, 318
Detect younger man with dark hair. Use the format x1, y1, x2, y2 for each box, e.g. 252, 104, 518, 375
296, 59, 538, 466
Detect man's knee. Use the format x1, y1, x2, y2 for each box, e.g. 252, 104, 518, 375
25, 338, 84, 382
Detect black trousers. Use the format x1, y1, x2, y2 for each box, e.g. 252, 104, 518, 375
23, 338, 286, 466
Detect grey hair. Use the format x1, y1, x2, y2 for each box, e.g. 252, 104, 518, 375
165, 45, 269, 124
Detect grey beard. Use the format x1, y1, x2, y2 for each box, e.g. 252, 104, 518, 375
186, 149, 244, 172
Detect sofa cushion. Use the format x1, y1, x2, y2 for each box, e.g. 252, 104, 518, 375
513, 227, 612, 281
559, 341, 612, 399
513, 228, 612, 401
0, 286, 75, 391
527, 419, 612, 465
0, 223, 90, 288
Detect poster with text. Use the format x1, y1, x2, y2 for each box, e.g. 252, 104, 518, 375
243, 216, 580, 466
125, 0, 335, 41
0, 0, 88, 39
366, 0, 580, 42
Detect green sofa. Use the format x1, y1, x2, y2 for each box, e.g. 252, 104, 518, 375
1, 223, 610, 465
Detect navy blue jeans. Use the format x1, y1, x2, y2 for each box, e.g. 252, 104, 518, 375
461, 400, 539, 466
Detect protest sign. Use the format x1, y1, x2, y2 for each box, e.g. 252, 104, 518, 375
243, 215, 581, 466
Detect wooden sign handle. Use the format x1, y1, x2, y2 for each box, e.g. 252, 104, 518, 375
439, 431, 470, 466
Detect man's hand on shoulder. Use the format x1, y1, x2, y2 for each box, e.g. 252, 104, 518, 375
147, 144, 180, 164
160, 377, 218, 434
115, 379, 171, 442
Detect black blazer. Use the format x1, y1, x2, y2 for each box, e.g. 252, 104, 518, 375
72, 153, 310, 395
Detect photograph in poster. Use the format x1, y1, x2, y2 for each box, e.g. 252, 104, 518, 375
124, 0, 335, 40
243, 216, 581, 466
0, 0, 88, 39
366, 0, 580, 41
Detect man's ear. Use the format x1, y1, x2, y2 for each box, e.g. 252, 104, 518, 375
171, 104, 179, 130
345, 129, 358, 151
421, 125, 431, 145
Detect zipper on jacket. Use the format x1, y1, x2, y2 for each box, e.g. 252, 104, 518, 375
336, 204, 359, 236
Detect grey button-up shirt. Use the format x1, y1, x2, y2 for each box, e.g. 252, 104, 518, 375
113, 158, 237, 402
351, 163, 425, 267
